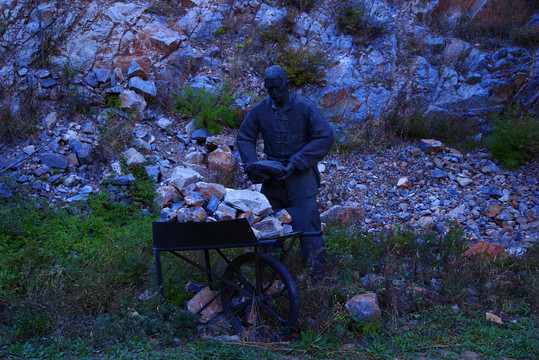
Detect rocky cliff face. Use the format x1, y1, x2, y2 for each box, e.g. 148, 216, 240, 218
1, 0, 537, 123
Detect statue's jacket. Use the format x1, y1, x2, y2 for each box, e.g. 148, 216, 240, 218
236, 92, 334, 201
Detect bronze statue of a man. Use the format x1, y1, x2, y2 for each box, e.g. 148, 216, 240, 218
236, 65, 334, 277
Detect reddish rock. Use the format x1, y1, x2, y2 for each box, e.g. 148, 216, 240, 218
345, 293, 381, 319
418, 139, 445, 154
320, 202, 366, 226
196, 182, 227, 201
486, 312, 503, 324
156, 185, 182, 207
464, 241, 509, 260
484, 204, 502, 218
208, 145, 236, 172
397, 176, 411, 189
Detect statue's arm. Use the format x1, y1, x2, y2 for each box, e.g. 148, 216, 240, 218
289, 105, 334, 170
235, 109, 260, 165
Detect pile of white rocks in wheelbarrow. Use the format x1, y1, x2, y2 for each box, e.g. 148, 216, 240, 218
156, 165, 293, 239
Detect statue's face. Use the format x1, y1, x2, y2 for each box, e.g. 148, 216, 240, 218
264, 77, 288, 106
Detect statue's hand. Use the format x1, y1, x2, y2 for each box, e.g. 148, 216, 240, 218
245, 163, 271, 183
276, 162, 295, 181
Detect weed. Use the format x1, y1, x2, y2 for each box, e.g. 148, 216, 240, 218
171, 83, 239, 134
485, 107, 538, 168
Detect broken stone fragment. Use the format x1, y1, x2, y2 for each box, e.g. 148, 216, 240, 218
122, 148, 146, 166
169, 166, 203, 193
275, 209, 292, 224
418, 139, 445, 153
214, 202, 237, 221
397, 176, 411, 189
184, 191, 204, 207
176, 207, 207, 222
187, 286, 223, 324
196, 182, 227, 201
252, 217, 283, 239
320, 202, 365, 226
224, 189, 272, 216
129, 76, 157, 97
120, 89, 147, 112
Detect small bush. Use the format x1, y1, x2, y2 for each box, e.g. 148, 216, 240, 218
281, 0, 318, 13
486, 107, 538, 168
95, 109, 138, 162
274, 48, 331, 88
0, 89, 40, 143
336, 2, 387, 46
171, 83, 239, 134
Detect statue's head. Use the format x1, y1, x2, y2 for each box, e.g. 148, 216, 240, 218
264, 65, 289, 107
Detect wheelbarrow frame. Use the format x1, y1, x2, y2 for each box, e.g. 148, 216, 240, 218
152, 218, 314, 337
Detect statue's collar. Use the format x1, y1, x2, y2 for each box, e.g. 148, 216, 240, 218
269, 92, 295, 111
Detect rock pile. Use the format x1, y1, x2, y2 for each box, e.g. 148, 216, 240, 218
318, 139, 538, 256
156, 169, 293, 239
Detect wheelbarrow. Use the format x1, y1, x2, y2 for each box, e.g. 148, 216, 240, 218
152, 218, 314, 339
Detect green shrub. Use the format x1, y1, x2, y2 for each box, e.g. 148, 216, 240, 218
171, 83, 239, 135
125, 163, 158, 213
274, 48, 330, 88
281, 0, 318, 13
486, 107, 538, 168
336, 2, 387, 45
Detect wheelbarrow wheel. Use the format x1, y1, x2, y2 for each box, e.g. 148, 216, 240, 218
221, 252, 299, 340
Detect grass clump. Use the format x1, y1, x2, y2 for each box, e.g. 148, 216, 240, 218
385, 104, 479, 149
485, 107, 538, 168
171, 83, 239, 135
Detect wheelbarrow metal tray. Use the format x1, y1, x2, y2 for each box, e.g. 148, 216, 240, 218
153, 218, 260, 251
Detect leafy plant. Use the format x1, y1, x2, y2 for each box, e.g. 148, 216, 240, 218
274, 48, 331, 88
171, 83, 239, 135
486, 107, 538, 168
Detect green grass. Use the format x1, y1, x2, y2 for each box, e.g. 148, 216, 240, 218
486, 107, 538, 168
0, 185, 536, 359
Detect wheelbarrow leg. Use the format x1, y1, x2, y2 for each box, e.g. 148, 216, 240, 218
204, 249, 213, 285
154, 250, 165, 306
